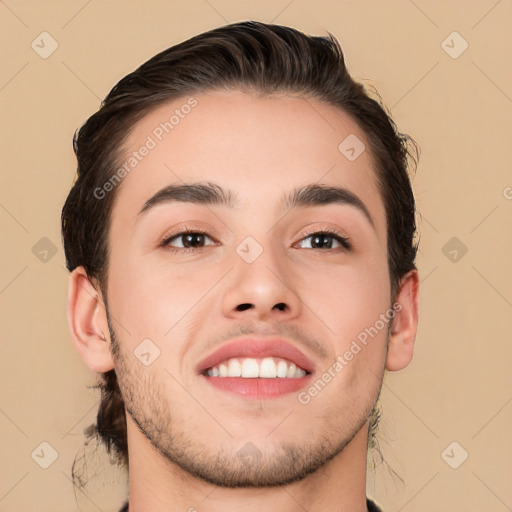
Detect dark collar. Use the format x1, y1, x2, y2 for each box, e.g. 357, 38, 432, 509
119, 498, 383, 511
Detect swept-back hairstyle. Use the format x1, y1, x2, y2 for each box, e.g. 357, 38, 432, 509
62, 20, 418, 472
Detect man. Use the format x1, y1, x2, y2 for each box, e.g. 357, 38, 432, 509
62, 21, 419, 512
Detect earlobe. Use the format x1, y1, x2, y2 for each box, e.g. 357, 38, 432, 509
67, 266, 115, 373
385, 270, 420, 371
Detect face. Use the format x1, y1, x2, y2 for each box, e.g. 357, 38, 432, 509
104, 90, 393, 486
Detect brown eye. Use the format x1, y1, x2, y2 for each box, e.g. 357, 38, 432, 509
298, 232, 350, 250
164, 232, 215, 249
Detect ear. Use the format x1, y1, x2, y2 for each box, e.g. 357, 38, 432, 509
67, 266, 115, 373
386, 269, 419, 371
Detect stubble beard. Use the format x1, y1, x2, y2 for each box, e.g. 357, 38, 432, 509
107, 314, 382, 488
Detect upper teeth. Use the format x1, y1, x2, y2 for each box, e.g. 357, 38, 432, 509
206, 357, 307, 378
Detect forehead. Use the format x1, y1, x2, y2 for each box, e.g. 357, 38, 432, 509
110, 90, 386, 235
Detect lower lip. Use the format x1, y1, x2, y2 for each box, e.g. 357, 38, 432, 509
200, 375, 312, 399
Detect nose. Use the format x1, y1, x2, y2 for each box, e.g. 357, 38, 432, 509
221, 244, 302, 322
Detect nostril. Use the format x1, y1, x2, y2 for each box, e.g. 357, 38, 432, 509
236, 303, 253, 312
273, 302, 287, 312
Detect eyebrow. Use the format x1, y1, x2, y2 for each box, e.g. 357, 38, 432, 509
136, 182, 375, 229
137, 182, 238, 220
283, 184, 375, 229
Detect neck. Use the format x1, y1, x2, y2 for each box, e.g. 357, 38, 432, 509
126, 419, 370, 512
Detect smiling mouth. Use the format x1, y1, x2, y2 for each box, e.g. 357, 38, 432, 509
203, 357, 309, 379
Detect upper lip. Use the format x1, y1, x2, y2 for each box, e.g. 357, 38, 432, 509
196, 337, 316, 375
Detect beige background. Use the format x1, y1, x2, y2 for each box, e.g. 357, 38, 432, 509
1, 1, 511, 511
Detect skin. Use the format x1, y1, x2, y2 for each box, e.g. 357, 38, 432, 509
67, 90, 419, 512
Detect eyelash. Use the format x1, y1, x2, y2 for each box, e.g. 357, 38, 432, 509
159, 228, 352, 252
295, 227, 352, 251
159, 228, 217, 253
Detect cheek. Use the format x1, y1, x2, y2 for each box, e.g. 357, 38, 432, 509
295, 252, 391, 382
299, 256, 390, 333
107, 255, 223, 345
